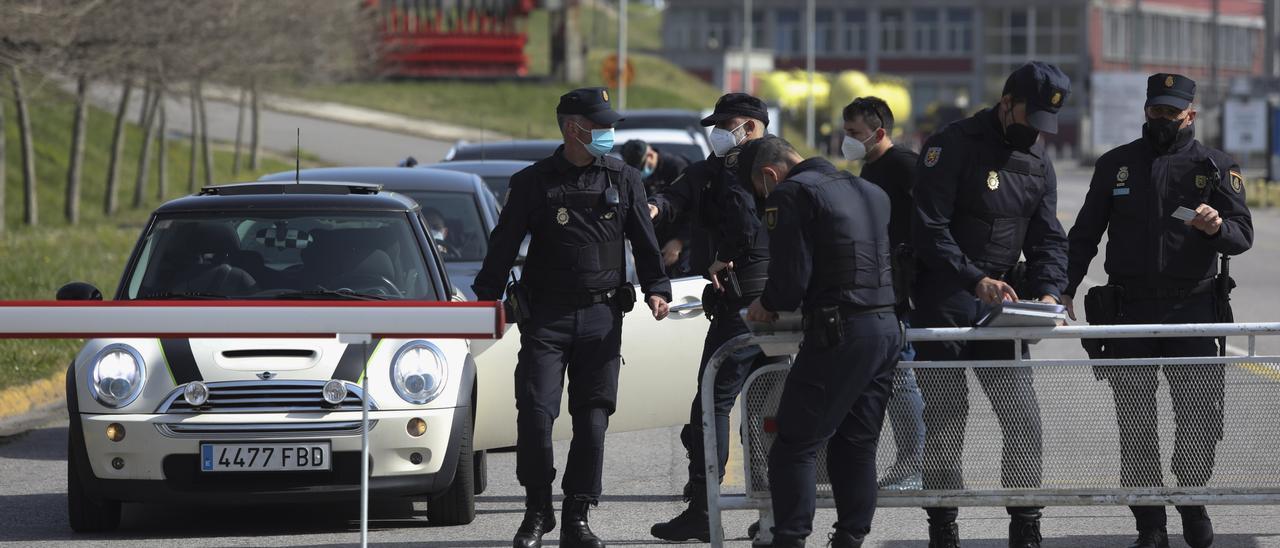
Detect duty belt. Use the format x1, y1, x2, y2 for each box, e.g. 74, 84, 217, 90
1114, 278, 1214, 301
801, 304, 894, 329
535, 288, 619, 308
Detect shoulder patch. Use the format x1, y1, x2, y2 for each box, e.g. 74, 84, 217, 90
924, 147, 942, 168
1230, 170, 1244, 193
764, 207, 778, 230
723, 148, 740, 170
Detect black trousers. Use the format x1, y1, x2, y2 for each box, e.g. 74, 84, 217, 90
514, 301, 622, 498
1100, 292, 1224, 528
682, 295, 772, 488
769, 311, 901, 541
912, 275, 1043, 524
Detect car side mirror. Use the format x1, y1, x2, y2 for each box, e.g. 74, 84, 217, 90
57, 282, 103, 301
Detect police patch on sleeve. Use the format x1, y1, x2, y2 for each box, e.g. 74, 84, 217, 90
924, 147, 941, 168
1230, 171, 1244, 193
764, 207, 778, 230
724, 148, 740, 170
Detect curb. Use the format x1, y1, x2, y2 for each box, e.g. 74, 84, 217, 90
0, 372, 66, 437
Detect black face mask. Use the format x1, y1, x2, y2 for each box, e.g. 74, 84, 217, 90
1143, 116, 1193, 153
1001, 107, 1039, 150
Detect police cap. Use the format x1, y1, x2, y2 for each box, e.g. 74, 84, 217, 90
557, 87, 624, 126
620, 139, 649, 168
1001, 61, 1071, 135
701, 93, 770, 127
1146, 73, 1196, 111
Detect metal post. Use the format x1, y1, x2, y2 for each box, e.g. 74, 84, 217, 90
1130, 0, 1142, 71
618, 0, 628, 111
742, 0, 753, 92
1210, 0, 1221, 107
338, 333, 374, 548
703, 333, 756, 548
805, 0, 816, 149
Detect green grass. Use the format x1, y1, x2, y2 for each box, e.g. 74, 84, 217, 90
524, 3, 663, 77
1246, 180, 1280, 209
0, 84, 299, 390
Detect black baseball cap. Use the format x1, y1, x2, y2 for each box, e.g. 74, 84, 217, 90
556, 87, 624, 125
620, 139, 649, 168
1146, 73, 1196, 111
1001, 61, 1070, 135
700, 93, 770, 127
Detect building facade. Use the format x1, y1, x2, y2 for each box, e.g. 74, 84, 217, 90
661, 0, 1267, 148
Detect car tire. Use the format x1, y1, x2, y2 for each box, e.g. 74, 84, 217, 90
427, 411, 476, 525
66, 380, 122, 533
472, 450, 488, 495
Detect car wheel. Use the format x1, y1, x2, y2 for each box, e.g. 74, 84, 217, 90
472, 450, 488, 495
66, 374, 121, 532
426, 411, 476, 525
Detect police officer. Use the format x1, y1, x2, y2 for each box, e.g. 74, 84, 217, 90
648, 93, 774, 543
472, 87, 672, 548
741, 135, 901, 548
622, 139, 693, 276
1064, 73, 1253, 548
912, 61, 1070, 548
842, 96, 926, 491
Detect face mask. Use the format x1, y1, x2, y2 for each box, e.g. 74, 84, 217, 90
640, 164, 655, 179
709, 121, 748, 156
1001, 107, 1040, 150
841, 133, 877, 162
573, 123, 615, 158
430, 229, 445, 241
1143, 116, 1192, 153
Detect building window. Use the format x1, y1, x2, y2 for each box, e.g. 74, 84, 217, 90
1009, 9, 1028, 55
843, 9, 867, 54
944, 8, 973, 53
707, 10, 730, 51
816, 9, 834, 54
776, 9, 800, 55
913, 8, 940, 53
881, 8, 906, 53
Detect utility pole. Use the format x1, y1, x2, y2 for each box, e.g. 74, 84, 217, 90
741, 0, 752, 92
1210, 0, 1221, 106
618, 0, 628, 110
805, 0, 816, 149
1130, 0, 1142, 71
1267, 0, 1279, 80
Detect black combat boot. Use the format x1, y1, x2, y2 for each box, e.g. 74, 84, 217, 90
650, 481, 720, 542
928, 521, 960, 548
828, 528, 865, 548
1126, 527, 1170, 548
512, 486, 556, 548
1177, 505, 1214, 548
1008, 515, 1042, 548
561, 494, 606, 548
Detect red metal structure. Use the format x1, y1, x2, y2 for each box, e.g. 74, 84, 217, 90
367, 0, 536, 78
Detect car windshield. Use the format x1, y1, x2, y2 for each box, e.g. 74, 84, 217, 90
124, 211, 438, 300
402, 191, 488, 262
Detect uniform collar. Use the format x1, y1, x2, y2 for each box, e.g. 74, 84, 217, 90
550, 145, 609, 174
789, 157, 838, 178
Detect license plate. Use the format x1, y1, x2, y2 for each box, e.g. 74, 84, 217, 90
200, 442, 331, 472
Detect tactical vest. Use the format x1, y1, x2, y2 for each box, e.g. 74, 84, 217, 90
947, 118, 1050, 275
523, 171, 627, 291
788, 169, 896, 308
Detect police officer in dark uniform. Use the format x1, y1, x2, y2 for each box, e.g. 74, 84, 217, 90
1064, 73, 1253, 548
472, 87, 672, 548
741, 135, 901, 548
648, 93, 774, 543
912, 61, 1070, 548
622, 139, 693, 276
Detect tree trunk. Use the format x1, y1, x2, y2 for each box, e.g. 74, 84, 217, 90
250, 80, 261, 170
65, 75, 89, 224
137, 84, 152, 127
197, 80, 213, 187
104, 79, 132, 216
156, 94, 167, 201
0, 78, 6, 234
11, 66, 38, 226
232, 86, 246, 175
132, 83, 161, 208
187, 84, 199, 192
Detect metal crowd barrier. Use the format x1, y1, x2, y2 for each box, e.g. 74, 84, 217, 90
701, 322, 1280, 547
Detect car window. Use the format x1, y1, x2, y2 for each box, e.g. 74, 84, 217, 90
614, 142, 705, 164
125, 211, 438, 300
481, 176, 512, 202
404, 191, 488, 262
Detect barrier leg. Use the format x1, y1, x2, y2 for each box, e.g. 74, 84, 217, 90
753, 508, 775, 545
340, 333, 374, 548
703, 334, 756, 548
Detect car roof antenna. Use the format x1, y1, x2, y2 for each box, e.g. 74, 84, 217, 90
295, 128, 301, 185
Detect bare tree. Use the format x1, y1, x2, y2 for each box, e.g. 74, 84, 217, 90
103, 78, 131, 216
156, 94, 167, 201
10, 66, 38, 226
232, 86, 245, 175
132, 80, 161, 208
0, 80, 5, 234
197, 80, 212, 187
65, 74, 89, 224
187, 84, 199, 192
250, 80, 261, 170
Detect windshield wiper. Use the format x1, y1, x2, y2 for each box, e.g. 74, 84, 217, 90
271, 289, 388, 301
136, 291, 231, 300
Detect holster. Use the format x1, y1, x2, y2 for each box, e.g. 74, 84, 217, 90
802, 306, 845, 349
701, 283, 720, 321
504, 279, 532, 325
1213, 273, 1236, 324
614, 284, 637, 313
1083, 284, 1125, 377
1003, 261, 1029, 299
716, 270, 743, 302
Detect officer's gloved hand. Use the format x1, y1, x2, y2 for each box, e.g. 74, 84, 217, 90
648, 295, 670, 320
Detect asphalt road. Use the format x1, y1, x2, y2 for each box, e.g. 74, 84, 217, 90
4, 101, 1280, 547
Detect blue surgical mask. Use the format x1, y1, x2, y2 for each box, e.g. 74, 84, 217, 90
640, 164, 655, 179
574, 123, 615, 158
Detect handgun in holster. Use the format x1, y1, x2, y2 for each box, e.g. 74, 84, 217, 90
716, 269, 743, 302
504, 272, 532, 326
614, 284, 637, 313
803, 305, 845, 349
701, 283, 721, 321
1083, 284, 1125, 378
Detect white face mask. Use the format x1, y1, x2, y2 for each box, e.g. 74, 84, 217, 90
430, 229, 446, 241
709, 121, 748, 157
841, 132, 877, 162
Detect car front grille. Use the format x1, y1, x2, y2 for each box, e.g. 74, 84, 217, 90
156, 380, 376, 414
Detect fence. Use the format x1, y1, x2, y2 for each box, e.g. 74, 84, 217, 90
702, 322, 1280, 546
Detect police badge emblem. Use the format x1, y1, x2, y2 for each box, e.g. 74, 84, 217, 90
924, 147, 941, 168
602, 90, 609, 102
1195, 175, 1207, 189
1165, 75, 1175, 87
764, 207, 778, 230
1117, 166, 1129, 182
987, 171, 1000, 191
1051, 92, 1062, 107
724, 148, 740, 169
1230, 170, 1244, 193
556, 207, 570, 225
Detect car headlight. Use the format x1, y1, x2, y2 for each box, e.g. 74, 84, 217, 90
390, 341, 448, 405
87, 344, 146, 409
